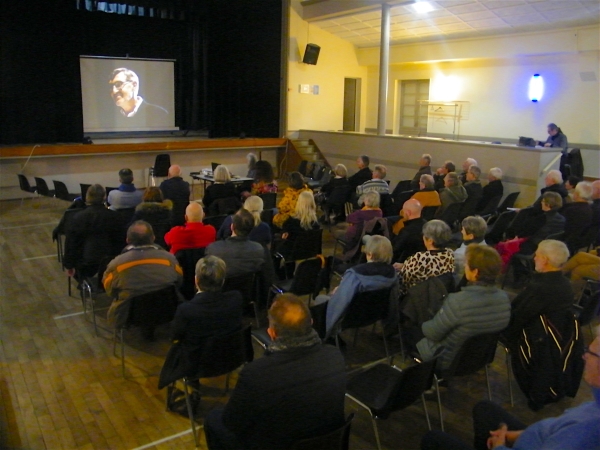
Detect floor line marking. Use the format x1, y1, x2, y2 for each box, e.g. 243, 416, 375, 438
22, 254, 55, 261
0, 222, 58, 230
53, 311, 85, 319
130, 427, 196, 450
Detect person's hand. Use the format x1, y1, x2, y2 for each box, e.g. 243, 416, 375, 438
544, 143, 552, 147
487, 424, 508, 449
330, 286, 338, 295
393, 262, 404, 272
281, 232, 289, 240
66, 268, 75, 277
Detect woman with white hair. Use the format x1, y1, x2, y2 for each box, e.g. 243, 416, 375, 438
217, 195, 271, 246
476, 167, 504, 213
337, 190, 382, 246
203, 164, 238, 211
561, 181, 594, 249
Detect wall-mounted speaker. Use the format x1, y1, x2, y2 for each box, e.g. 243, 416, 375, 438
302, 43, 321, 65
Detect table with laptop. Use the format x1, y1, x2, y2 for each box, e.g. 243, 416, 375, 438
190, 162, 254, 199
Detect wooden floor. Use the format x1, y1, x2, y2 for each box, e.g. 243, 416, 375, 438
0, 196, 595, 450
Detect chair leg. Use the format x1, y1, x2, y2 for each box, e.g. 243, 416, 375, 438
68, 275, 72, 297
371, 418, 382, 450
485, 364, 492, 401
505, 347, 514, 407
165, 383, 174, 411
434, 375, 444, 431
120, 329, 125, 378
183, 379, 199, 448
335, 334, 339, 348
421, 393, 432, 431
381, 330, 390, 363
252, 302, 260, 328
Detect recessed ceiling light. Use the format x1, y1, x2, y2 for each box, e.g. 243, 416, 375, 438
412, 1, 434, 14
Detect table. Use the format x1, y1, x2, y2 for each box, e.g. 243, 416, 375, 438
189, 172, 254, 198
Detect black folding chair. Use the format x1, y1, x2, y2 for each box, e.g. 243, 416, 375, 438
275, 228, 323, 263
53, 180, 78, 202
259, 192, 277, 210
175, 247, 206, 300
223, 272, 261, 326
437, 201, 463, 229
485, 210, 517, 245
148, 153, 171, 186
271, 256, 326, 300
203, 214, 228, 231
34, 177, 55, 203
392, 190, 414, 211
17, 174, 38, 206
476, 195, 502, 217
288, 413, 354, 450
497, 192, 520, 213
573, 279, 600, 337
422, 205, 438, 221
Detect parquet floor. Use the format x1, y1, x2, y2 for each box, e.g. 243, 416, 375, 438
0, 196, 595, 450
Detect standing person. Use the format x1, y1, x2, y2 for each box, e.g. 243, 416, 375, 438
204, 294, 347, 450
410, 154, 433, 190
107, 168, 144, 210
272, 172, 311, 229
537, 122, 568, 152
160, 165, 190, 226
164, 202, 216, 254
348, 155, 372, 190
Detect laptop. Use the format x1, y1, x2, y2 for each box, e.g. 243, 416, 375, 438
518, 136, 537, 147
211, 162, 221, 172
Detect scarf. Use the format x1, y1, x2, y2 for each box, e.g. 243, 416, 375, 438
267, 328, 322, 353
118, 183, 137, 192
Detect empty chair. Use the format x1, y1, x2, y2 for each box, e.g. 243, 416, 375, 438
53, 180, 78, 202
271, 256, 326, 300
223, 272, 261, 325
309, 168, 332, 190
476, 194, 502, 217
497, 191, 520, 213
148, 153, 171, 186
203, 214, 228, 231
258, 192, 277, 210
17, 174, 38, 205
421, 205, 438, 221
391, 180, 413, 198
80, 183, 91, 200
289, 414, 354, 450
484, 210, 517, 246
34, 177, 55, 200
458, 195, 481, 221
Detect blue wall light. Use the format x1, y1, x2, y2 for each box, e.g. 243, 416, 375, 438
528, 74, 544, 102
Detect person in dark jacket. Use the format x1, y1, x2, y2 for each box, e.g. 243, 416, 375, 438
348, 155, 373, 190
504, 239, 574, 347
464, 165, 483, 202
410, 153, 433, 190
160, 165, 190, 226
203, 164, 238, 212
217, 195, 271, 247
537, 122, 568, 153
532, 170, 568, 209
130, 187, 173, 249
276, 191, 320, 260
476, 167, 504, 213
517, 191, 565, 255
204, 294, 346, 450
392, 199, 426, 263
436, 172, 468, 218
433, 160, 455, 191
63, 184, 125, 278
318, 164, 351, 222
561, 181, 593, 250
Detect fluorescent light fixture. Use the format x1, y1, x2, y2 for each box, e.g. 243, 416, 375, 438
412, 1, 434, 14
528, 74, 544, 102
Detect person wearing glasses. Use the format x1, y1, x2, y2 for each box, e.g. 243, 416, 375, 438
420, 326, 600, 450
109, 68, 168, 119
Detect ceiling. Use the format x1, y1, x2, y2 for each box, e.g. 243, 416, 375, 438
301, 0, 600, 48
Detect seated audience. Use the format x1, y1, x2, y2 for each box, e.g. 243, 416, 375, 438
336, 191, 382, 246
459, 158, 477, 184
204, 294, 346, 450
394, 219, 454, 294
464, 165, 483, 203
276, 191, 320, 260
514, 191, 565, 255
164, 202, 216, 254
417, 244, 510, 372
392, 199, 426, 263
130, 187, 173, 249
410, 153, 433, 190
503, 239, 573, 347
454, 216, 487, 283
562, 250, 600, 282
317, 163, 351, 221
217, 195, 272, 247
433, 160, 455, 191
420, 323, 599, 450
393, 174, 441, 235
250, 160, 278, 195
319, 163, 349, 199
63, 184, 125, 279
160, 165, 190, 226
245, 153, 258, 179
107, 168, 143, 210
561, 181, 593, 249
273, 172, 311, 229
436, 172, 468, 217
564, 175, 582, 202
203, 164, 238, 212
476, 167, 503, 213
104, 221, 183, 333
313, 235, 397, 335
356, 164, 389, 196
533, 169, 568, 208
348, 155, 372, 190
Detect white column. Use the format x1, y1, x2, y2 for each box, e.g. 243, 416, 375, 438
377, 3, 391, 136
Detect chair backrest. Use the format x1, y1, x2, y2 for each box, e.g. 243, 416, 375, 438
153, 154, 171, 177
497, 192, 520, 212
576, 281, 600, 326
443, 332, 500, 379
388, 359, 437, 414
318, 169, 332, 186
53, 180, 70, 201
203, 214, 228, 230
458, 195, 481, 221
126, 285, 180, 328
34, 177, 51, 196
80, 183, 91, 199
380, 193, 396, 217
392, 190, 414, 210
392, 180, 413, 197
223, 272, 257, 309
208, 196, 242, 216
17, 174, 34, 192
288, 228, 323, 261
439, 201, 463, 227
297, 160, 308, 176
287, 257, 325, 297
421, 205, 438, 221
326, 185, 352, 208
189, 325, 254, 379
114, 207, 136, 224
313, 165, 327, 182
485, 210, 517, 245
261, 209, 274, 227
175, 247, 207, 300
339, 287, 393, 332
259, 192, 277, 210
477, 195, 502, 216
288, 413, 354, 450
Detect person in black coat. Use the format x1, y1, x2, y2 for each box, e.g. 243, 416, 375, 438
410, 154, 433, 190
532, 170, 568, 210
204, 294, 346, 450
160, 165, 190, 226
537, 122, 568, 153
203, 165, 238, 211
463, 165, 483, 202
561, 181, 593, 250
518, 191, 565, 255
393, 199, 426, 262
476, 167, 504, 212
348, 155, 373, 190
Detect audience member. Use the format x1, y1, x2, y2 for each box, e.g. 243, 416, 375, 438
436, 172, 468, 217
454, 216, 487, 283
164, 202, 216, 254
538, 122, 568, 152
562, 250, 600, 282
533, 169, 568, 208
464, 165, 483, 203
276, 191, 320, 260
392, 199, 426, 263
204, 294, 346, 450
392, 174, 440, 235
564, 175, 582, 202
516, 191, 565, 255
246, 153, 258, 179
476, 167, 503, 212
356, 164, 389, 195
273, 172, 311, 229
561, 181, 593, 249
420, 326, 599, 450
217, 196, 271, 247
591, 180, 600, 246
130, 187, 173, 249
319, 163, 349, 199
318, 163, 351, 222
348, 155, 372, 190
410, 154, 433, 190
434, 160, 455, 191
160, 165, 190, 226
459, 158, 477, 184
107, 168, 143, 210
313, 236, 397, 335
250, 160, 278, 195
104, 221, 183, 333
203, 165, 238, 212
63, 184, 125, 278
337, 191, 382, 247
417, 244, 510, 372
394, 220, 454, 294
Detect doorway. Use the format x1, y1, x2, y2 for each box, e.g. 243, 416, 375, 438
399, 79, 430, 135
343, 78, 361, 132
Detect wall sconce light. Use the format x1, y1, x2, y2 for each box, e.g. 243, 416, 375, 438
528, 74, 544, 102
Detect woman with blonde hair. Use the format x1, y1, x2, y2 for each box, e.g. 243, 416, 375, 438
277, 191, 320, 260
203, 164, 238, 211
217, 195, 271, 246
273, 172, 312, 229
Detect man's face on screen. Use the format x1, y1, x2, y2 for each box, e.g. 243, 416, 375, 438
110, 72, 136, 109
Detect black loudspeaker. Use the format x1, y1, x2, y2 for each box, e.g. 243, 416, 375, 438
302, 43, 320, 65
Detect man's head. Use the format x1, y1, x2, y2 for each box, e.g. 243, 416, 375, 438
545, 169, 562, 187
119, 168, 134, 185
444, 172, 460, 188
547, 122, 559, 137
356, 155, 369, 169
109, 68, 139, 111
168, 165, 182, 178
143, 186, 163, 203
488, 167, 502, 182
462, 158, 477, 172
461, 216, 487, 242
541, 191, 563, 211
419, 174, 435, 190
464, 244, 502, 285
195, 255, 226, 293
126, 221, 155, 246
420, 154, 431, 167
440, 161, 455, 175
573, 181, 593, 202
267, 294, 312, 341
583, 326, 600, 388
372, 164, 387, 180
86, 184, 106, 205
365, 235, 393, 264
466, 165, 481, 182
592, 180, 600, 200
402, 199, 422, 221
231, 208, 255, 238
185, 202, 204, 223
534, 239, 570, 272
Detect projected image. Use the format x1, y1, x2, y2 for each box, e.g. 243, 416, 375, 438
109, 67, 168, 118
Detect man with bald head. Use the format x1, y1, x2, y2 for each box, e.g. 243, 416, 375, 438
392, 199, 426, 262
204, 294, 346, 450
164, 202, 216, 254
160, 164, 190, 226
